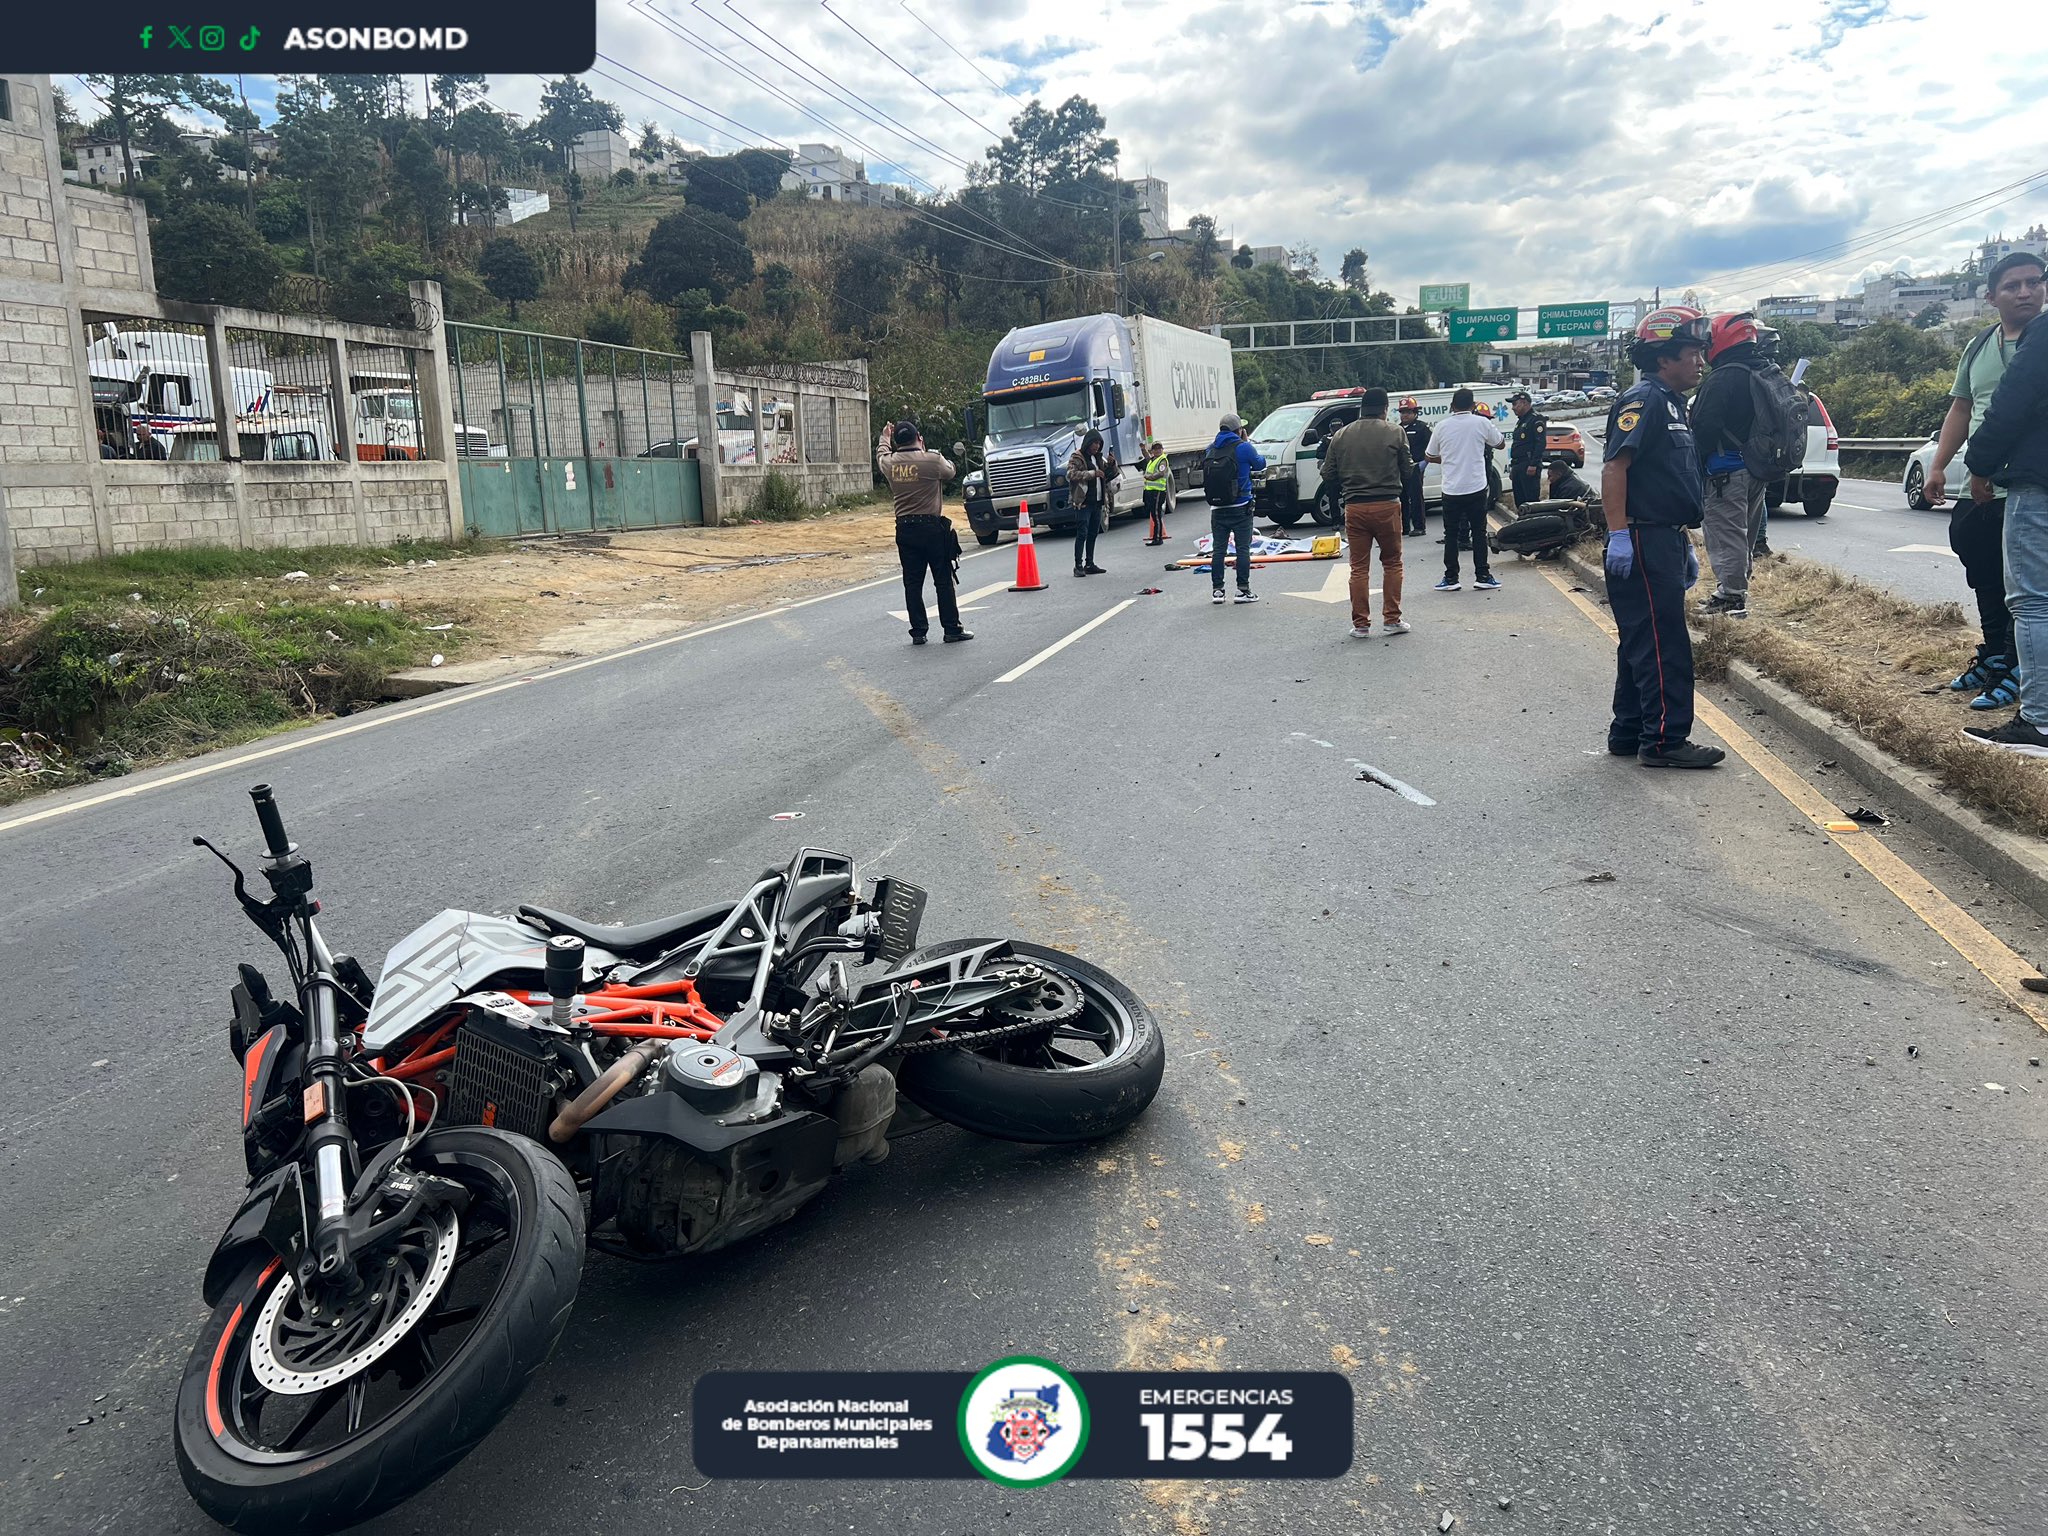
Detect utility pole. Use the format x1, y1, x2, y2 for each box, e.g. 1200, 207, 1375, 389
1111, 163, 1122, 316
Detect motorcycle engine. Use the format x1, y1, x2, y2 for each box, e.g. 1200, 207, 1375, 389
597, 1042, 844, 1258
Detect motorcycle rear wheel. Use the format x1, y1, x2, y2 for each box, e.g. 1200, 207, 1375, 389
174, 1126, 584, 1534
896, 940, 1164, 1144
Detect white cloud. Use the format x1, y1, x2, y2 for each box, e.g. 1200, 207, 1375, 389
192, 0, 2048, 312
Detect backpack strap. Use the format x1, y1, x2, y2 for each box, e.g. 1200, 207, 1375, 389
1958, 322, 2002, 384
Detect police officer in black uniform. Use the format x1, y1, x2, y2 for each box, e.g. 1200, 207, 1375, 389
1507, 390, 1547, 508
1601, 308, 1725, 769
1396, 396, 1431, 535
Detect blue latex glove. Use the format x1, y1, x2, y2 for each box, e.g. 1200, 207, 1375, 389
1685, 543, 1700, 590
1604, 529, 1635, 580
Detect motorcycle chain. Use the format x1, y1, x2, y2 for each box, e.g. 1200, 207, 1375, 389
894, 1012, 1064, 1055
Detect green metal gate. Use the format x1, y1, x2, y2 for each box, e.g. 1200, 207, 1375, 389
449, 324, 702, 538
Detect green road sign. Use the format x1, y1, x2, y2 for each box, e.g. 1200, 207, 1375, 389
1420, 283, 1470, 312
1448, 307, 1517, 343
1537, 302, 1610, 339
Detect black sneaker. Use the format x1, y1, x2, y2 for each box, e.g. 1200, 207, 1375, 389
1607, 740, 1638, 756
910, 633, 929, 646
1234, 589, 1259, 604
1084, 563, 1108, 575
1212, 588, 1226, 604
1699, 591, 1749, 619
1962, 716, 2048, 757
1639, 741, 1726, 769
942, 629, 975, 644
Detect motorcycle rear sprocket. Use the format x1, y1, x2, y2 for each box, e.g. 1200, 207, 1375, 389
895, 967, 1085, 1055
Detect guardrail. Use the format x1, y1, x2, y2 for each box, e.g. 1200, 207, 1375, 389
1837, 438, 1930, 453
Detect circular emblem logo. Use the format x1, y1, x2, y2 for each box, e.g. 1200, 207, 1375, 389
958, 1355, 1090, 1487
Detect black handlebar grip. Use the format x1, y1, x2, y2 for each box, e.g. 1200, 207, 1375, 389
250, 784, 291, 858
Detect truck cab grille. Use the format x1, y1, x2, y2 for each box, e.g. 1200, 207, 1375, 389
987, 453, 1050, 502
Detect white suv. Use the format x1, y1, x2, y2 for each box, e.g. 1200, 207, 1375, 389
1768, 388, 1841, 518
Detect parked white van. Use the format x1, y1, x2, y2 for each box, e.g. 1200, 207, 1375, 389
1249, 384, 1518, 526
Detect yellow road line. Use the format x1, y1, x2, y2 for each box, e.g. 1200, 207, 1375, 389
1541, 565, 2048, 1033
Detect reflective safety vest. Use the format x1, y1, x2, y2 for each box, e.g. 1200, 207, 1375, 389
1142, 454, 1171, 492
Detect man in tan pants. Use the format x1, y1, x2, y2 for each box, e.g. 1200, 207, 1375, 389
1319, 388, 1414, 637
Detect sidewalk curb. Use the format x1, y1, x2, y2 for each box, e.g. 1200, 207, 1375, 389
1546, 538, 2048, 920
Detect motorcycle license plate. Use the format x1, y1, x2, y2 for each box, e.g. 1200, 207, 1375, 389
871, 878, 927, 964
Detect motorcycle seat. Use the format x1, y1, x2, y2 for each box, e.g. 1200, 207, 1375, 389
516, 901, 732, 957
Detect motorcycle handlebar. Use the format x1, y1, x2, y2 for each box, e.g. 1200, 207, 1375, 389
250, 784, 292, 858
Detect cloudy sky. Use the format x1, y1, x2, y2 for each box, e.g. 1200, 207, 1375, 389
151, 0, 2047, 311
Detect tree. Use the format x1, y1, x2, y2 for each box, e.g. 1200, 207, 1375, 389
1340, 247, 1370, 291
451, 105, 517, 225
671, 288, 748, 351
1287, 243, 1321, 279
1232, 244, 1255, 270
1913, 302, 1949, 330
274, 76, 380, 288
478, 238, 542, 318
80, 74, 231, 189
392, 127, 452, 258
624, 210, 755, 306
535, 76, 623, 162
430, 74, 487, 222
732, 148, 793, 202
831, 243, 900, 338
456, 184, 512, 229
565, 170, 585, 233
152, 205, 283, 308
633, 120, 670, 168
979, 96, 1117, 192
761, 263, 800, 325
685, 157, 755, 222
1185, 214, 1221, 280
328, 243, 432, 327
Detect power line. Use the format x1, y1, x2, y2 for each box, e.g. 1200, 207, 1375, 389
623, 8, 1112, 277
819, 1, 1107, 213
636, 0, 1106, 269
584, 66, 1092, 297
899, 1, 1028, 107
1688, 165, 2048, 297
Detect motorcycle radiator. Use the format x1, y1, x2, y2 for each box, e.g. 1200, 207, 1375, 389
444, 1013, 558, 1142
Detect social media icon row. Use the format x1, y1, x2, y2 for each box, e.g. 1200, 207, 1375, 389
137, 24, 260, 50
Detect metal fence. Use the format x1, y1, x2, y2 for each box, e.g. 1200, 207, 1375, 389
447, 323, 705, 536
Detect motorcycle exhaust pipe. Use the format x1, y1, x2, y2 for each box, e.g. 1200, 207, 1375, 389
549, 1036, 664, 1144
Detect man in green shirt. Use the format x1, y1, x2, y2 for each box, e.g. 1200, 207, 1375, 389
1927, 250, 2045, 707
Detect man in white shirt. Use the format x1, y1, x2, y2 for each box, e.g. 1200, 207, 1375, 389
1424, 389, 1506, 591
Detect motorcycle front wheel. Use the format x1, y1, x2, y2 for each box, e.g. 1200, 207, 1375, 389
895, 940, 1165, 1144
174, 1126, 584, 1534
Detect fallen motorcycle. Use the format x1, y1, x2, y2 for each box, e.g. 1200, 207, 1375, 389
175, 784, 1165, 1532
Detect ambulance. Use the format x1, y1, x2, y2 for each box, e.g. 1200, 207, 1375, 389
1248, 383, 1517, 526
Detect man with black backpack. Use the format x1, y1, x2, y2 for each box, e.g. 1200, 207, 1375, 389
1202, 413, 1267, 604
1691, 313, 1806, 618
1926, 250, 2045, 712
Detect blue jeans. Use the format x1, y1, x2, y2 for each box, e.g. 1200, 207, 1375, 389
1210, 504, 1254, 589
2003, 484, 2048, 724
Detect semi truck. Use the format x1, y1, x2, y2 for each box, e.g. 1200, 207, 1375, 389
962, 313, 1237, 544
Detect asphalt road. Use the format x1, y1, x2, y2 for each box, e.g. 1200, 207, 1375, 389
1578, 424, 1966, 607
5, 499, 2048, 1535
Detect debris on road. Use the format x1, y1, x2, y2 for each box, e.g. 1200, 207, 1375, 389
1846, 806, 1890, 826
1440, 1512, 1457, 1533
1907, 1044, 1920, 1057
2021, 979, 2048, 995
1583, 871, 1616, 884
1304, 1233, 1333, 1246
280, 570, 310, 582
769, 811, 806, 821
428, 654, 444, 668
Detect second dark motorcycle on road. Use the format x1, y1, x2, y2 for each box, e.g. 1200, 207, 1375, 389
175, 785, 1165, 1532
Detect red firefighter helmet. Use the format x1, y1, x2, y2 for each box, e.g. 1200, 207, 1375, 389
1706, 311, 1759, 363
1397, 396, 1420, 411
1630, 305, 1710, 368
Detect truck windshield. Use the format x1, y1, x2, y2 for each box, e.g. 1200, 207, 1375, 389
1250, 405, 1318, 444
987, 386, 1089, 436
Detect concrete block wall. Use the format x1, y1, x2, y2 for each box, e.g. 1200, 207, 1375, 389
723, 462, 871, 509
0, 80, 61, 281
0, 301, 88, 463
0, 76, 465, 589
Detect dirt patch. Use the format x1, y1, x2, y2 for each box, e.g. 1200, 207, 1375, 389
360, 502, 903, 663
1700, 552, 2048, 839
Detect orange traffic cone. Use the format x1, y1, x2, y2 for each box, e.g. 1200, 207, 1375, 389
1009, 502, 1048, 591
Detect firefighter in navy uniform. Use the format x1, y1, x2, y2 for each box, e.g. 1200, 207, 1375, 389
1397, 396, 1431, 535
1601, 308, 1726, 769
1507, 390, 1547, 508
